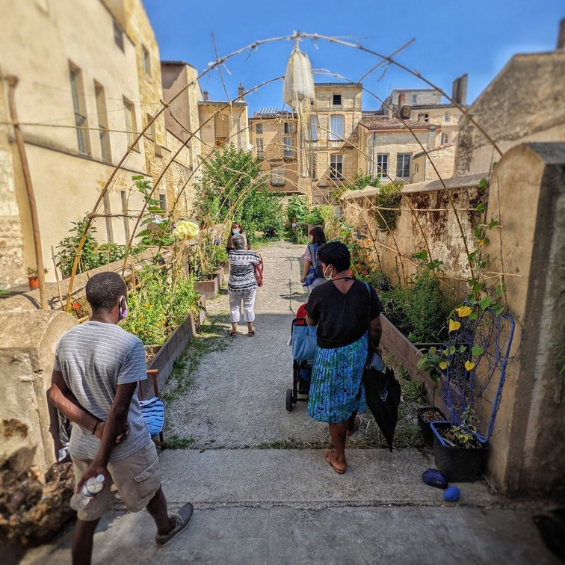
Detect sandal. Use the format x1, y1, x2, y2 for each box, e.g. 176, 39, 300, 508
229, 330, 238, 337
324, 449, 346, 474
346, 415, 361, 437
247, 330, 255, 337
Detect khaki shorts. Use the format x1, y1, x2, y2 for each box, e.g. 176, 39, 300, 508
71, 440, 161, 521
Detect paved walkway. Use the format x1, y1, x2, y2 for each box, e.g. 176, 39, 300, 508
22, 242, 559, 565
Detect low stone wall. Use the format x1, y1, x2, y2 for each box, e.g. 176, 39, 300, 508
342, 173, 486, 288
0, 311, 76, 472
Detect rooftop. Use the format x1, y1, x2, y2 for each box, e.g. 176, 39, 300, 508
161, 60, 197, 70
250, 108, 296, 118
314, 82, 362, 87
413, 143, 455, 158
198, 100, 247, 107
359, 115, 432, 131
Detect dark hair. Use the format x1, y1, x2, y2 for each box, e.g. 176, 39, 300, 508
317, 241, 350, 273
86, 272, 127, 312
309, 226, 326, 246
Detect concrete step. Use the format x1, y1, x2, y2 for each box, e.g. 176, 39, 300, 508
151, 448, 497, 510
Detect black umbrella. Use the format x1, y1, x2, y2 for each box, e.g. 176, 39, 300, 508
363, 366, 401, 452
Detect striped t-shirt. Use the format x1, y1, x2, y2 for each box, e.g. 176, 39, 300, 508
227, 249, 261, 294
54, 321, 150, 461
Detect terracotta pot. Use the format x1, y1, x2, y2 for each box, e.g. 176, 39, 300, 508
28, 276, 39, 289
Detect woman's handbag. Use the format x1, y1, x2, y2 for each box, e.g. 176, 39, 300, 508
254, 255, 264, 287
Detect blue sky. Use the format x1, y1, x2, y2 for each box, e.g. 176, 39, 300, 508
145, 0, 564, 114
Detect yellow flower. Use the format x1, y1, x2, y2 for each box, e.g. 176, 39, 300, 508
439, 361, 448, 370
449, 320, 461, 332
456, 306, 472, 318
477, 239, 485, 246
465, 361, 475, 371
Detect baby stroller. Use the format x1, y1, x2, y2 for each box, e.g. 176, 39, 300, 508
286, 304, 317, 411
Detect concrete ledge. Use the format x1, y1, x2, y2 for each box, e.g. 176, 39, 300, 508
157, 448, 497, 508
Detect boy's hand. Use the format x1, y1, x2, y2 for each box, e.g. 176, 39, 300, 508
77, 462, 110, 494
94, 421, 129, 444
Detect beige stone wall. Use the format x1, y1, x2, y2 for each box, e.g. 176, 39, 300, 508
198, 103, 249, 159
0, 311, 76, 472
0, 80, 25, 288
342, 175, 484, 285
455, 51, 565, 175
480, 143, 565, 495
412, 144, 456, 183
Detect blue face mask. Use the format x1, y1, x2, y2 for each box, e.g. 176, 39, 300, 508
232, 229, 239, 235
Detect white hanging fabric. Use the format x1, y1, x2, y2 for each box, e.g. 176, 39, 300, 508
283, 48, 315, 108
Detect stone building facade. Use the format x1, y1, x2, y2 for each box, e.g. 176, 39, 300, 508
0, 0, 151, 286
249, 83, 363, 203
411, 143, 456, 183
358, 116, 438, 183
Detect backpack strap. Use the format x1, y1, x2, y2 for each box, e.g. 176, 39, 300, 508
308, 244, 317, 269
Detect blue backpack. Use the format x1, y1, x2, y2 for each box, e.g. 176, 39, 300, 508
308, 244, 324, 278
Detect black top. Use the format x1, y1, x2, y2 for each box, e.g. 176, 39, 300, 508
306, 279, 383, 349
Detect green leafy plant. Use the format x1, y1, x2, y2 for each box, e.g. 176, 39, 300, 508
374, 182, 403, 232
442, 408, 479, 449
133, 176, 175, 248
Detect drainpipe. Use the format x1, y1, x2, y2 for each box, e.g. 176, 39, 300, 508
7, 75, 47, 309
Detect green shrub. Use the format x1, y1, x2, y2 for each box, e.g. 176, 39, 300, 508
381, 269, 455, 343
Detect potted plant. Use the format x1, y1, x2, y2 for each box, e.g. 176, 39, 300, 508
27, 267, 48, 289
431, 408, 488, 482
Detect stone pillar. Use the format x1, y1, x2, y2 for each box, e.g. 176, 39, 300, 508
483, 142, 565, 496
0, 310, 76, 472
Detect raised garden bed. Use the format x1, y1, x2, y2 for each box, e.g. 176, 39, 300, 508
143, 313, 197, 398
195, 277, 219, 300
379, 313, 448, 415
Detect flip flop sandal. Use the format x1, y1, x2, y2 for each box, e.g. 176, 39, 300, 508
346, 415, 361, 437
324, 449, 346, 474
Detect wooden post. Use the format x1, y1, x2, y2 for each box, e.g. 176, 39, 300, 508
7, 75, 48, 309
51, 245, 64, 309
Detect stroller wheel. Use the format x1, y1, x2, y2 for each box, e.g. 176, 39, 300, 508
285, 389, 293, 411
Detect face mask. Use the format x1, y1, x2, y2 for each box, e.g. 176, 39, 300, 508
232, 229, 239, 235
323, 265, 333, 281
118, 296, 128, 321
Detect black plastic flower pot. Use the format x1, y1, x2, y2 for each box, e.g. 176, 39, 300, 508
431, 421, 488, 482
417, 407, 446, 444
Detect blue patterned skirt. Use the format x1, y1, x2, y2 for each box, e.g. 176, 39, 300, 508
307, 333, 368, 423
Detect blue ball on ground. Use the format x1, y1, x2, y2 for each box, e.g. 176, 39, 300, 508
422, 468, 448, 489
443, 486, 461, 502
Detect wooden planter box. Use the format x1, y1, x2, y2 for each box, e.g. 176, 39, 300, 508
195, 277, 219, 300
380, 314, 448, 415
143, 314, 197, 398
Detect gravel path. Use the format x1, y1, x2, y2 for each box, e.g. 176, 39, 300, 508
164, 241, 334, 448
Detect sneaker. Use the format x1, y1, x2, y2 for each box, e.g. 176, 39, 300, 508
155, 502, 194, 547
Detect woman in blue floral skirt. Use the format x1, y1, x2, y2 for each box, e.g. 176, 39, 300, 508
305, 241, 383, 474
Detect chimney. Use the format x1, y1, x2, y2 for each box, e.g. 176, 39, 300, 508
238, 83, 245, 100
399, 105, 412, 120
558, 18, 565, 50
452, 74, 468, 106
427, 126, 438, 148
203, 91, 209, 101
